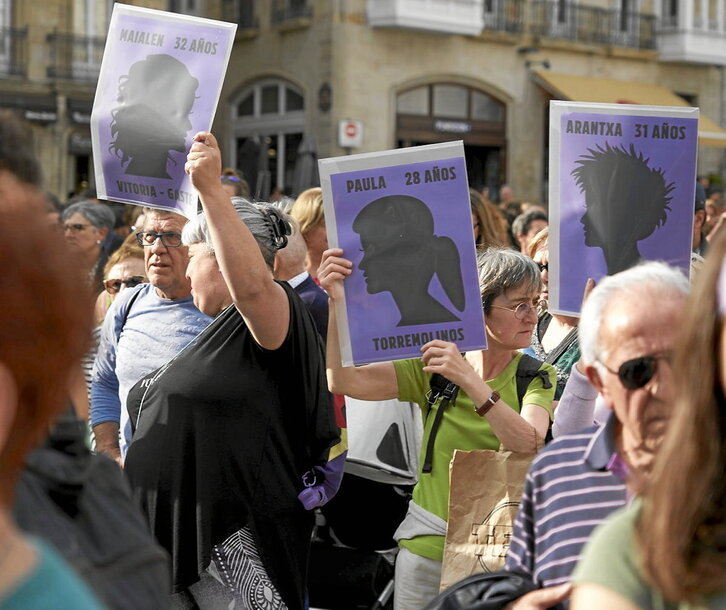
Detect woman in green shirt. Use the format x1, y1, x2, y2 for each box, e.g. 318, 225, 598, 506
320, 246, 556, 610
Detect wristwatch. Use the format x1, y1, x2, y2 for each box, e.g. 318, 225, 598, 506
475, 391, 500, 417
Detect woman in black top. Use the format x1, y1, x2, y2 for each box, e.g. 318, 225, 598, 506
124, 132, 339, 610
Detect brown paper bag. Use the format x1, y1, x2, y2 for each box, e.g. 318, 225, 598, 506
439, 449, 535, 592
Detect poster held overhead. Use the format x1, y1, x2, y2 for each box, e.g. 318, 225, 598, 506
319, 141, 486, 367
549, 101, 699, 316
91, 3, 236, 219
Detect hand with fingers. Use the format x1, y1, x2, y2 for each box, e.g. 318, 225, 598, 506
421, 339, 478, 390
318, 248, 353, 301
185, 131, 222, 195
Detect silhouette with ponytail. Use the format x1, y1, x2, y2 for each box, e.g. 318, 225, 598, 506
109, 54, 199, 180
353, 194, 465, 326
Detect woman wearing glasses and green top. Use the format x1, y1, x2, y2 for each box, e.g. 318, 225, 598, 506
319, 246, 556, 610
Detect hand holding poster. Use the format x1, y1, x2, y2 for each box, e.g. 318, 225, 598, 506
549, 101, 699, 315
319, 142, 486, 366
91, 4, 236, 218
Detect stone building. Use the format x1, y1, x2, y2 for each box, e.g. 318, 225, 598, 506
3, 0, 726, 202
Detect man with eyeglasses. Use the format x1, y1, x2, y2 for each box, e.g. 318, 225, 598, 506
91, 208, 212, 464
503, 261, 689, 609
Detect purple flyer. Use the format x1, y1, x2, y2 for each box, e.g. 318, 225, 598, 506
319, 142, 486, 366
549, 101, 698, 316
91, 4, 236, 218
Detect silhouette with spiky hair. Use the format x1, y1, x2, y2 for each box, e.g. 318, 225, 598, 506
572, 142, 674, 275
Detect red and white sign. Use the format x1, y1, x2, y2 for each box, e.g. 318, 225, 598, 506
338, 119, 363, 148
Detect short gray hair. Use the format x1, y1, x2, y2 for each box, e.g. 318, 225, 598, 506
478, 247, 541, 311
511, 209, 548, 238
61, 200, 115, 230
579, 261, 689, 365
182, 197, 292, 269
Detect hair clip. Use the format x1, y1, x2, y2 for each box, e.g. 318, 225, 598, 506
264, 208, 291, 250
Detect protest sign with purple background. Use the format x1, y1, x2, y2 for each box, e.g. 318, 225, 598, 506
319, 142, 486, 366
549, 101, 698, 316
91, 4, 235, 218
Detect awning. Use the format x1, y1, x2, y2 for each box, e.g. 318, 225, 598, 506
533, 70, 726, 147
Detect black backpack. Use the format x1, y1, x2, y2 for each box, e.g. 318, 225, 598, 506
423, 569, 565, 610
422, 354, 552, 473
13, 412, 171, 609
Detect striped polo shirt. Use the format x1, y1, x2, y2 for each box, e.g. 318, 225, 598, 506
505, 413, 627, 588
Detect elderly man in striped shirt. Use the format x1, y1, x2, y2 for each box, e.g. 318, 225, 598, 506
504, 261, 689, 609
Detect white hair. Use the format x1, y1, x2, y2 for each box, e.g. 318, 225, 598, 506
578, 261, 689, 365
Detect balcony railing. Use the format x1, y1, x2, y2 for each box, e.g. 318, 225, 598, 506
529, 1, 655, 49
483, 0, 656, 50
0, 26, 28, 77
46, 32, 105, 82
483, 0, 525, 33
222, 0, 259, 30
271, 0, 312, 24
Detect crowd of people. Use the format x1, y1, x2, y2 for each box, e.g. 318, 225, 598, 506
2, 104, 726, 610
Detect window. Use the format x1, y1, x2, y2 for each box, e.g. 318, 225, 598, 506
433, 85, 468, 119
397, 84, 504, 123
231, 79, 306, 198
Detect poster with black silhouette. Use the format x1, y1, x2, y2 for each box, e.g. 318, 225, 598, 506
549, 101, 698, 316
319, 141, 486, 366
91, 4, 236, 218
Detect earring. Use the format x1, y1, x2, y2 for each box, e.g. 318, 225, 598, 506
96, 240, 102, 244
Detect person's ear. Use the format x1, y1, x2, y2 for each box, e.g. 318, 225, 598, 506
0, 363, 18, 454
96, 227, 109, 242
584, 362, 615, 411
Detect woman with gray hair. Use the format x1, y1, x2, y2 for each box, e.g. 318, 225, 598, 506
319, 246, 556, 610
123, 132, 339, 610
61, 200, 115, 291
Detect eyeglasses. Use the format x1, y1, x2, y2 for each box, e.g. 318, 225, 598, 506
597, 353, 672, 390
135, 231, 183, 248
490, 302, 537, 320
103, 276, 147, 294
537, 262, 548, 273
63, 223, 92, 233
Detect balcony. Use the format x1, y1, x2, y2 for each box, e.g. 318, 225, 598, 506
657, 2, 726, 65
271, 0, 312, 25
528, 1, 655, 49
0, 26, 28, 77
480, 0, 655, 50
222, 0, 259, 31
367, 0, 485, 36
46, 32, 105, 82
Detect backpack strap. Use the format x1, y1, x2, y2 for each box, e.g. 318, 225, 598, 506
515, 353, 552, 408
421, 355, 552, 474
421, 374, 459, 474
118, 286, 143, 333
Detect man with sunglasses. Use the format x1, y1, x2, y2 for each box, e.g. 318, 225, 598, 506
91, 208, 212, 464
504, 261, 689, 609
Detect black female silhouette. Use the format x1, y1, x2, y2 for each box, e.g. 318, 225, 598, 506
572, 142, 674, 275
352, 194, 465, 327
109, 54, 199, 179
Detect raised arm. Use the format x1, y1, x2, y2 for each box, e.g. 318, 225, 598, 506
318, 248, 398, 400
185, 132, 289, 349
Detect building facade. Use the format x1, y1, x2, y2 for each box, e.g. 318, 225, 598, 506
3, 0, 726, 202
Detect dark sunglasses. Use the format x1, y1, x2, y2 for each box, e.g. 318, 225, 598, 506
104, 275, 147, 294
537, 262, 548, 273
599, 353, 671, 390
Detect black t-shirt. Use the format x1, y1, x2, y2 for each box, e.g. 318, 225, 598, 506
124, 283, 338, 609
